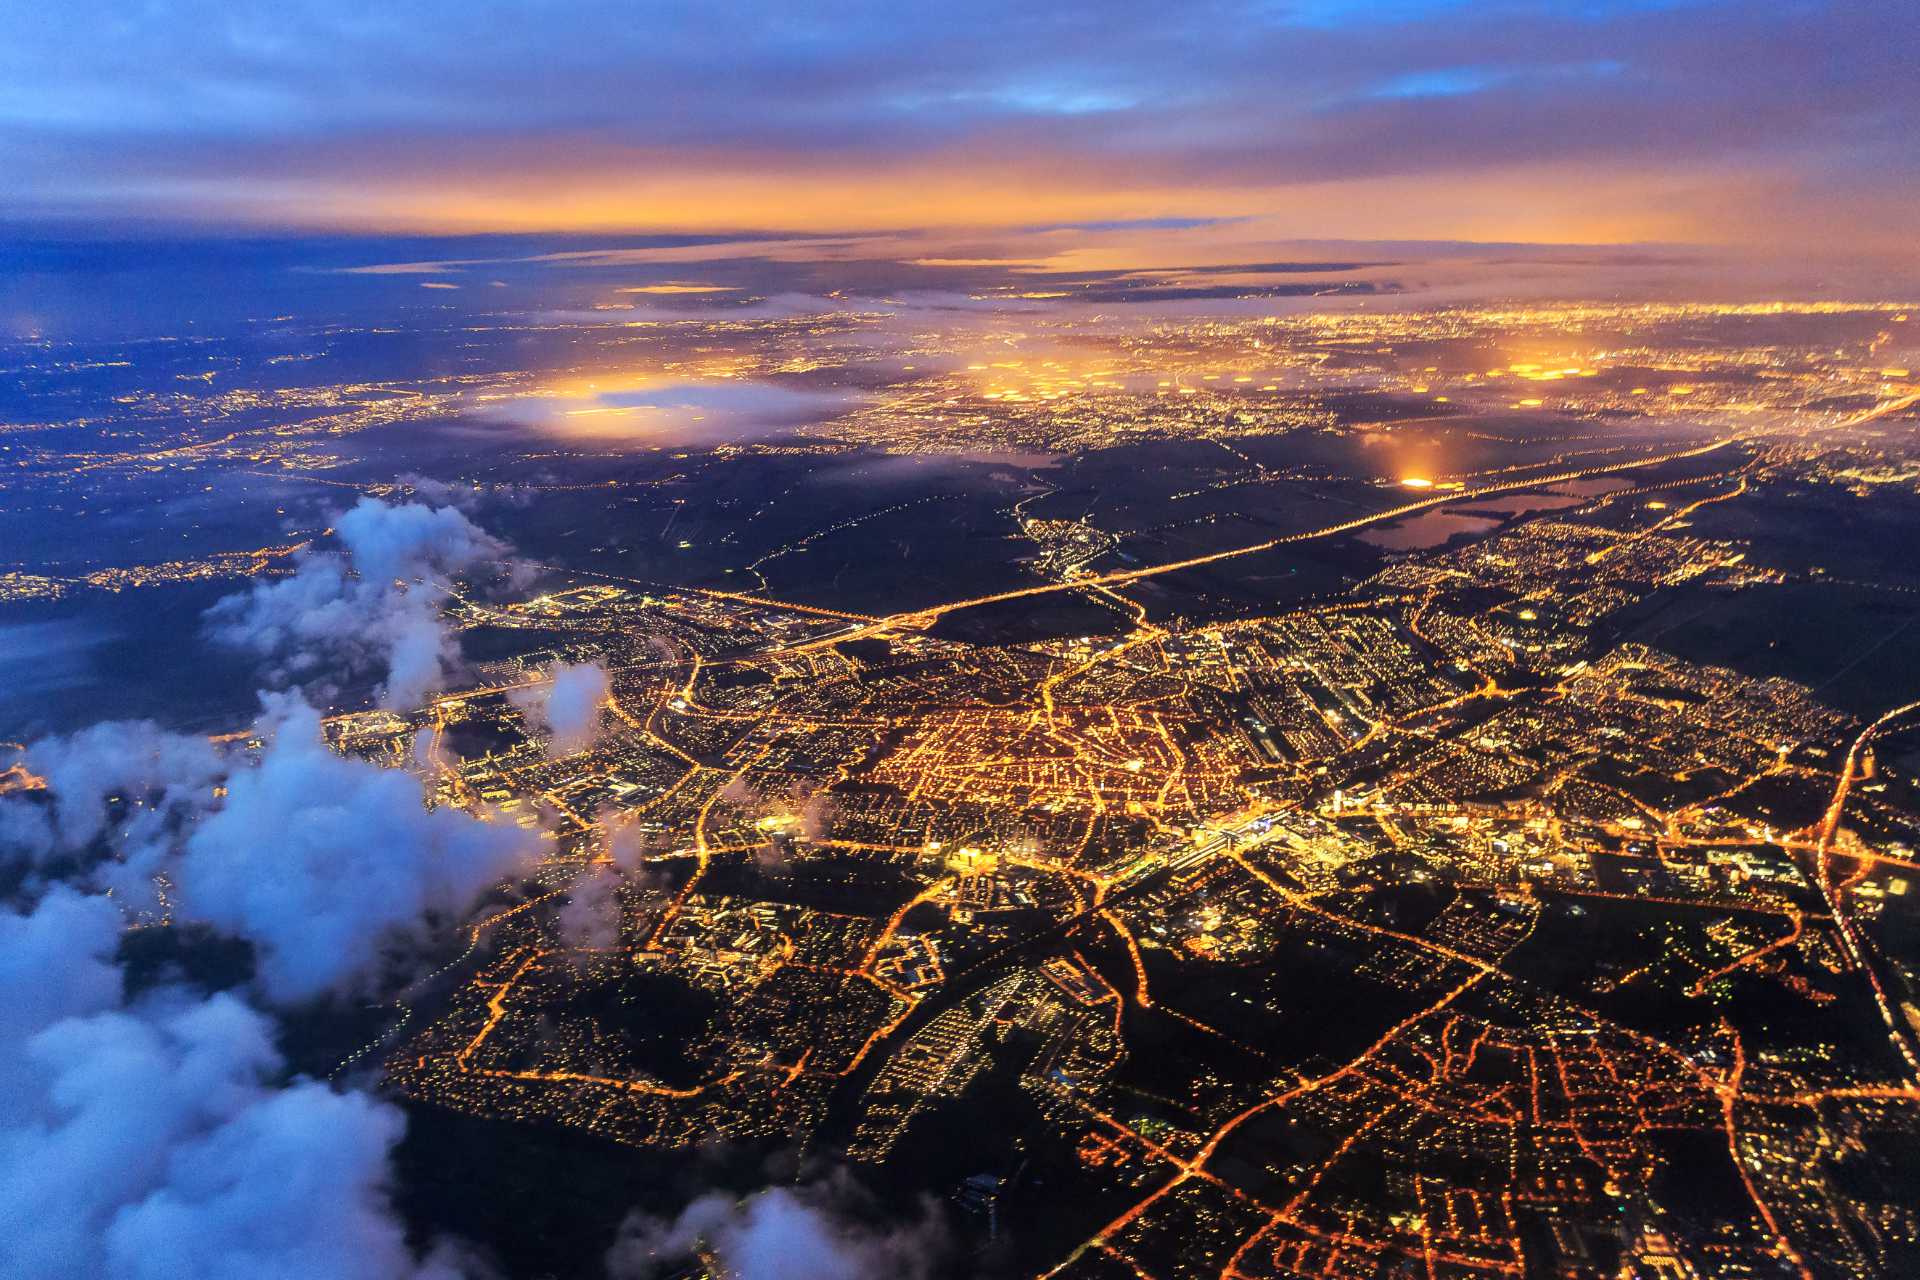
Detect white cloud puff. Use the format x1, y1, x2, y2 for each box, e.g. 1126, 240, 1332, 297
175, 697, 539, 1002
3, 694, 540, 1004
509, 661, 611, 755
206, 498, 507, 709
0, 721, 223, 883
606, 1173, 946, 1280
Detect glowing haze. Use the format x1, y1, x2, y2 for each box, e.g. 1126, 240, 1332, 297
3, 0, 1915, 251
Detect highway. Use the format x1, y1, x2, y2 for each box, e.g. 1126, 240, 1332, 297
766, 434, 1742, 652
1808, 697, 1920, 1076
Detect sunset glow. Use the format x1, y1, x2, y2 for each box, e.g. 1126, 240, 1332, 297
0, 1, 1911, 258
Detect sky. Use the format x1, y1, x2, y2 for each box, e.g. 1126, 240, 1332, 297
1, 0, 1915, 252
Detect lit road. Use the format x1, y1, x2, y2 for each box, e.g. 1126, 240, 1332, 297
1808, 697, 1920, 1075
765, 434, 1742, 652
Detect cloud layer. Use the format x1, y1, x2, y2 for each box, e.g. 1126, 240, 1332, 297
3, 693, 540, 1003
0, 685, 535, 1274
0, 888, 467, 1280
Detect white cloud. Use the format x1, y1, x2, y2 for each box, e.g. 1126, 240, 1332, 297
509, 661, 611, 755
206, 497, 507, 709
606, 1173, 947, 1280
0, 886, 124, 1118
101, 1085, 476, 1280
4, 692, 540, 1004
175, 696, 540, 1002
0, 889, 478, 1280
554, 863, 624, 952
0, 720, 222, 875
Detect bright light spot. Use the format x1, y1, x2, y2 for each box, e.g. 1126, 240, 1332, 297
618, 283, 736, 295
1400, 477, 1434, 489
